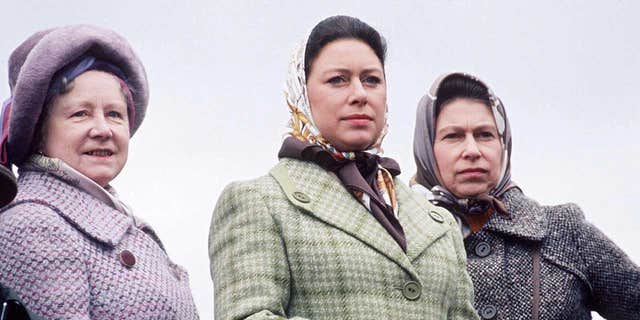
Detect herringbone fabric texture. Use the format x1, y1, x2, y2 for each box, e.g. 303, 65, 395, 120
209, 158, 479, 320
0, 170, 199, 319
464, 188, 640, 319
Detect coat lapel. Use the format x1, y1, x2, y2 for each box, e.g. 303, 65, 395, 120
14, 171, 133, 247
484, 188, 547, 241
271, 159, 451, 277
271, 159, 414, 274
395, 182, 452, 262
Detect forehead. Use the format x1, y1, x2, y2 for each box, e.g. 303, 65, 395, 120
310, 38, 382, 72
52, 71, 125, 105
436, 98, 495, 126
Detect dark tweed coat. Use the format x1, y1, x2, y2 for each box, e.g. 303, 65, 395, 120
465, 188, 639, 319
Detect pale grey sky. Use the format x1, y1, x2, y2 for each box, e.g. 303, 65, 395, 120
2, 1, 638, 319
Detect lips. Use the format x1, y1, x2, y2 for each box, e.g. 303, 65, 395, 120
342, 114, 373, 120
458, 168, 488, 174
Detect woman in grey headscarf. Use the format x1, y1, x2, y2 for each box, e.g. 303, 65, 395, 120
412, 72, 640, 320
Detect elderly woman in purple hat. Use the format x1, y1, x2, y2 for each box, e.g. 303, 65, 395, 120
0, 25, 199, 319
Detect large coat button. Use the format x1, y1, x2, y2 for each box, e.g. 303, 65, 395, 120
475, 241, 491, 257
119, 250, 136, 268
480, 305, 497, 319
292, 191, 310, 203
402, 281, 421, 300
429, 211, 444, 223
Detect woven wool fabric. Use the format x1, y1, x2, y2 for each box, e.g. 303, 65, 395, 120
209, 158, 479, 320
463, 188, 640, 319
0, 170, 199, 319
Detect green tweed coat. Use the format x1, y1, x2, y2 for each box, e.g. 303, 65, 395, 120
209, 158, 478, 320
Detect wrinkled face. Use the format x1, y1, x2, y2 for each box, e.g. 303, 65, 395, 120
306, 38, 386, 152
433, 98, 503, 198
43, 70, 130, 187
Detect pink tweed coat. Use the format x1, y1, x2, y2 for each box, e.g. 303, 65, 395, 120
0, 170, 199, 319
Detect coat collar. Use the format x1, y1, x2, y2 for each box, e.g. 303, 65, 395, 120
270, 158, 452, 277
14, 170, 133, 247
483, 188, 547, 241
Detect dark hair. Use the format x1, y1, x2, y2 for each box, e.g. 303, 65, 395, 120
304, 15, 386, 76
435, 74, 491, 116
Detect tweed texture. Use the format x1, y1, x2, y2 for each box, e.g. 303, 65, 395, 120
209, 158, 479, 320
464, 188, 640, 319
0, 170, 199, 319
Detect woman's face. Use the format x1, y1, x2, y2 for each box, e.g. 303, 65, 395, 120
306, 38, 386, 152
433, 98, 502, 198
43, 70, 130, 187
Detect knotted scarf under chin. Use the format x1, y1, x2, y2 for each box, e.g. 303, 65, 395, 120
278, 137, 407, 252
430, 185, 509, 233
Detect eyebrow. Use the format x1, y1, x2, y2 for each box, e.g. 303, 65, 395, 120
320, 66, 384, 75
436, 123, 497, 133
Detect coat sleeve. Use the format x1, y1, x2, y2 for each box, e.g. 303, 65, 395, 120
209, 181, 310, 320
445, 213, 481, 320
569, 204, 640, 319
0, 203, 91, 320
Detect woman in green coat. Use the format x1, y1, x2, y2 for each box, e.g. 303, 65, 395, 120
209, 15, 479, 320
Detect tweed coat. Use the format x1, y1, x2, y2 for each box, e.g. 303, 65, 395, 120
0, 170, 199, 319
463, 188, 640, 319
209, 158, 479, 320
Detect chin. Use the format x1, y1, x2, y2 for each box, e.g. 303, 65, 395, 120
84, 171, 117, 187
453, 185, 492, 198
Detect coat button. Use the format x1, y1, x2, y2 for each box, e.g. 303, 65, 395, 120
475, 241, 491, 258
119, 250, 136, 268
429, 211, 444, 223
480, 305, 497, 319
402, 281, 421, 300
292, 191, 310, 203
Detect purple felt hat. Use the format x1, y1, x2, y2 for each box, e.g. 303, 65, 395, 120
3, 24, 148, 165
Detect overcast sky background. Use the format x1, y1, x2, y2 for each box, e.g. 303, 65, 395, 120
2, 1, 638, 319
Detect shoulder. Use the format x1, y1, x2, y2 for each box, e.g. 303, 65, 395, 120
0, 200, 79, 240
543, 201, 584, 223
402, 180, 457, 226
215, 172, 282, 208
216, 158, 325, 205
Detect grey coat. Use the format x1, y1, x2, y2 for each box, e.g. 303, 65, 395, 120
464, 188, 639, 319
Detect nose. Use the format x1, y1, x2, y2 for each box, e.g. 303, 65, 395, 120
461, 135, 481, 160
348, 79, 367, 106
88, 115, 113, 139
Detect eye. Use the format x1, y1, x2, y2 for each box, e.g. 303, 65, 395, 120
107, 110, 124, 119
327, 75, 347, 85
71, 110, 88, 118
476, 131, 496, 140
362, 75, 382, 86
442, 132, 461, 140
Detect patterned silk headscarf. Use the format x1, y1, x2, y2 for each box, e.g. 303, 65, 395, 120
413, 72, 518, 216
283, 37, 398, 220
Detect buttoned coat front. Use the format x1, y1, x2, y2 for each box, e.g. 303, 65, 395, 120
209, 158, 479, 320
464, 188, 640, 319
0, 170, 199, 319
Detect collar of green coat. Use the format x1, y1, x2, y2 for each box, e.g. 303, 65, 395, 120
270, 158, 454, 278
12, 170, 134, 247
483, 188, 547, 241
